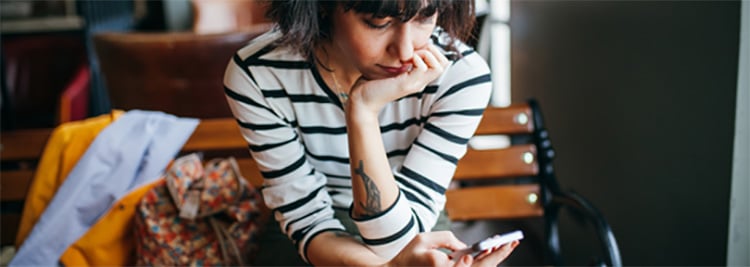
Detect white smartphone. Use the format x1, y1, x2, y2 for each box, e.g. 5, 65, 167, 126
449, 230, 524, 260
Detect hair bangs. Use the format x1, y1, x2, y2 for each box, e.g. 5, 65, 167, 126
343, 0, 442, 22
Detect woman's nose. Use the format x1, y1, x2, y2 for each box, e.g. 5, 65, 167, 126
388, 26, 415, 62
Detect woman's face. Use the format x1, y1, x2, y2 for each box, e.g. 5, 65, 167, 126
328, 5, 438, 80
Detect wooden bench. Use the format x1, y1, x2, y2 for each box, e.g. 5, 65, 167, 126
1, 128, 52, 246
0, 100, 621, 265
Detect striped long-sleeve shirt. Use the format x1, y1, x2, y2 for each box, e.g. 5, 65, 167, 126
223, 27, 492, 263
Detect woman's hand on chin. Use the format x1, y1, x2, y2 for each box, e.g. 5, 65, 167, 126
346, 45, 450, 116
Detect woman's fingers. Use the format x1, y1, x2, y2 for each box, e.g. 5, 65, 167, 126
389, 231, 470, 267
407, 49, 444, 88
453, 255, 473, 267
417, 49, 439, 69
411, 52, 428, 73
473, 240, 520, 266
419, 50, 444, 75
413, 47, 444, 71
420, 232, 470, 267
426, 44, 451, 68
412, 44, 451, 80
408, 231, 467, 251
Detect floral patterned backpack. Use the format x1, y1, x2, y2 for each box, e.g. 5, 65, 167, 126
134, 153, 263, 266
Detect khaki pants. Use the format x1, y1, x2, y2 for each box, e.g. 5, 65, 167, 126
252, 209, 451, 266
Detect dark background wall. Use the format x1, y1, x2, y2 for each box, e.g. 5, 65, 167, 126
509, 0, 740, 265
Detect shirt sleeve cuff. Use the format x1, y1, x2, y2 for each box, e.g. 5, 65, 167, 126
351, 192, 417, 259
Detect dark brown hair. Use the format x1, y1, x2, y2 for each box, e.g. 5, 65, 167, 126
266, 0, 476, 59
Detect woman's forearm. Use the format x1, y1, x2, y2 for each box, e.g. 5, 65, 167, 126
345, 104, 400, 219
307, 231, 389, 266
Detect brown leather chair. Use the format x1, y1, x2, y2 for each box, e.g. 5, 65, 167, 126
93, 24, 272, 119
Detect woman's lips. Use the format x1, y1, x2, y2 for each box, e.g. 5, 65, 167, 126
379, 64, 413, 75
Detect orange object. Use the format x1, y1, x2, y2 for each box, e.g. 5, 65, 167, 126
59, 180, 161, 266
15, 111, 123, 248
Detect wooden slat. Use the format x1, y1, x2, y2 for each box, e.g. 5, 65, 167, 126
475, 104, 534, 135
0, 128, 52, 161
454, 144, 538, 180
1, 170, 34, 201
449, 103, 544, 221
1, 129, 49, 247
182, 118, 247, 151
445, 184, 543, 221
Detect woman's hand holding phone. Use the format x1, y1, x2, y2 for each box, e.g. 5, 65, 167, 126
449, 230, 524, 260
387, 231, 521, 267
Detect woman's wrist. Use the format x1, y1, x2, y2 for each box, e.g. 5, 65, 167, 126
345, 99, 380, 125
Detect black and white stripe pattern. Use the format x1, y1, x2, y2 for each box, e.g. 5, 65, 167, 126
224, 28, 492, 262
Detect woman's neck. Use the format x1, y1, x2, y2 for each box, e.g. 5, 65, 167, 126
314, 42, 360, 93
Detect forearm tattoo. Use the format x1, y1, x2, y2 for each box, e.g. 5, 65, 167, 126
354, 160, 381, 216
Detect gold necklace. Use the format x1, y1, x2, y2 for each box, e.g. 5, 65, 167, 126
330, 70, 349, 103
314, 52, 349, 104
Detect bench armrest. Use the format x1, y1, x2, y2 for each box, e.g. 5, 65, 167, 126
547, 190, 622, 267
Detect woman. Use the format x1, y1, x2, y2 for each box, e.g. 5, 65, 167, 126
223, 0, 519, 265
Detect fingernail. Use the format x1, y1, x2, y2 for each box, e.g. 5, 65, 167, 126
462, 255, 471, 264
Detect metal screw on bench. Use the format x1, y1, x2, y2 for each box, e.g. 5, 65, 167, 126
522, 152, 534, 164
514, 113, 528, 125
527, 193, 539, 204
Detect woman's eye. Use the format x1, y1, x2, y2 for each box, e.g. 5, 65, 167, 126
365, 19, 391, 29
